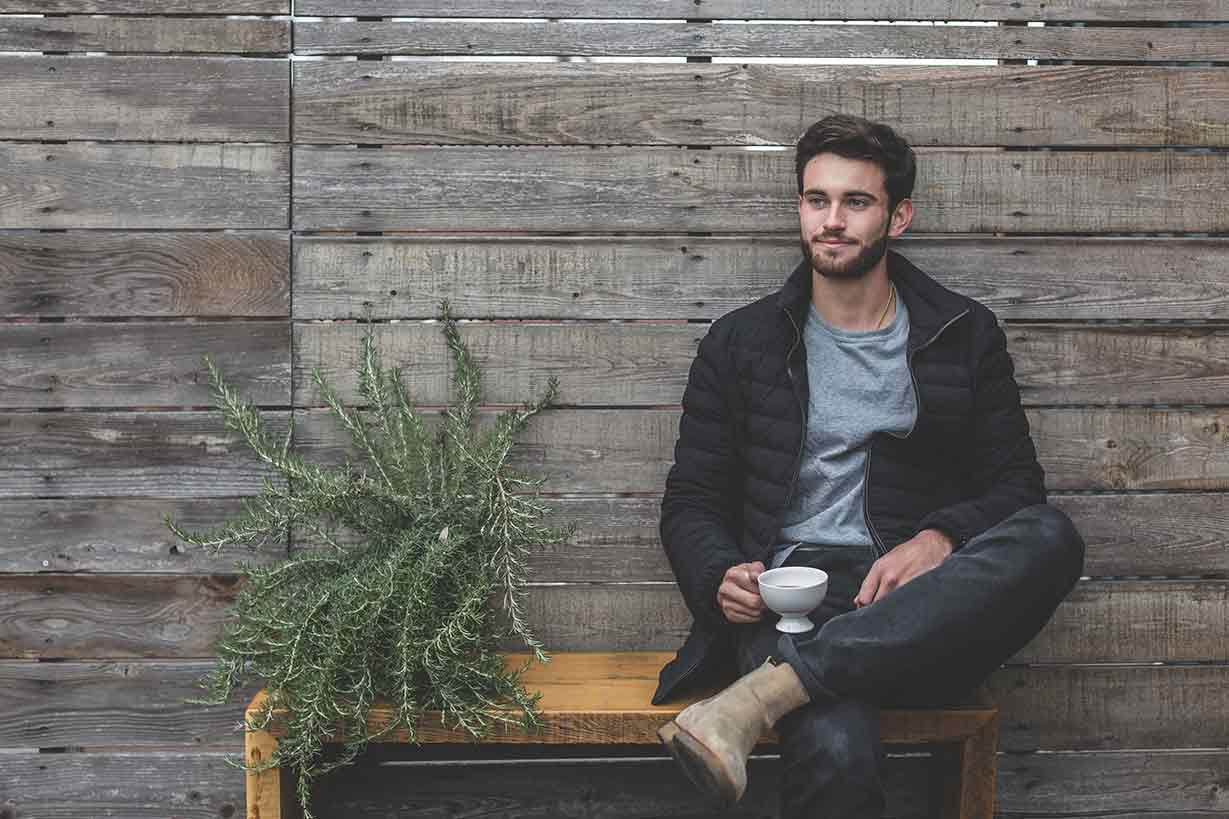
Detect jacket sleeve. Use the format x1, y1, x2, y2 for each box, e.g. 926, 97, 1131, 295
660, 321, 746, 629
914, 305, 1046, 550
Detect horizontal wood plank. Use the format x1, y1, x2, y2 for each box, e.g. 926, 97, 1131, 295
0, 321, 290, 409
0, 411, 291, 499
293, 146, 1229, 233
0, 231, 289, 319
0, 658, 1221, 750
989, 665, 1229, 751
1, 574, 1222, 663
0, 1, 286, 10
293, 492, 1229, 582
294, 62, 1229, 148
5, 491, 1216, 578
296, 19, 1229, 61
295, 406, 1229, 493
293, 321, 1229, 407
0, 57, 287, 142
512, 581, 1229, 662
0, 18, 289, 54
294, 1, 1229, 22
0, 660, 256, 748
292, 235, 1229, 321
0, 498, 287, 573
1, 752, 245, 819
0, 574, 241, 659
2, 407, 1224, 498
0, 143, 288, 230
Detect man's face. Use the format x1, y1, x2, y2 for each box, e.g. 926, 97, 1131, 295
797, 153, 909, 281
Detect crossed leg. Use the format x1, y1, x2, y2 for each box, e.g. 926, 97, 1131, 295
776, 503, 1086, 708
731, 503, 1085, 818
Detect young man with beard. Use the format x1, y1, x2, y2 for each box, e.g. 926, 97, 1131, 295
653, 114, 1086, 816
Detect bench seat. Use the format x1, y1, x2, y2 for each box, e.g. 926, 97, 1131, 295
245, 651, 999, 818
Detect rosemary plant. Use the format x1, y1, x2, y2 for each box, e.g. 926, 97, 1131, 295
165, 302, 573, 818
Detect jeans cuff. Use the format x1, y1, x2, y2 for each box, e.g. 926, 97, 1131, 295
776, 632, 839, 704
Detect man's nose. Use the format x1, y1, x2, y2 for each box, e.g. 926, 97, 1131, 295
822, 205, 846, 231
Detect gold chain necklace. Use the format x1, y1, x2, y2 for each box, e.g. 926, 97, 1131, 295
875, 282, 896, 330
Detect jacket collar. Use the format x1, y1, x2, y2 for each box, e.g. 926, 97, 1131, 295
774, 247, 970, 352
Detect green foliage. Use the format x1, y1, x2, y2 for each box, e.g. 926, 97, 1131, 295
165, 301, 573, 818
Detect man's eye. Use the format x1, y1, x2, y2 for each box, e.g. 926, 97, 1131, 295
850, 199, 868, 207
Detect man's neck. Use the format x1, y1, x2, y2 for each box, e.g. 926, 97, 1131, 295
810, 261, 894, 332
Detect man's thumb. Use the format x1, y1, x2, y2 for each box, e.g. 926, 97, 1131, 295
749, 561, 765, 581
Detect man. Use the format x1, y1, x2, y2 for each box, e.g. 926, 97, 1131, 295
653, 114, 1086, 816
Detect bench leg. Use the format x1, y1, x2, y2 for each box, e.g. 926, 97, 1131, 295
937, 716, 999, 819
246, 726, 300, 819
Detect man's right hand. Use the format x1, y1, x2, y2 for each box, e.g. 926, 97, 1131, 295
717, 561, 766, 623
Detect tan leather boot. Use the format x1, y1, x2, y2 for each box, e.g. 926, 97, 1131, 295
657, 657, 811, 804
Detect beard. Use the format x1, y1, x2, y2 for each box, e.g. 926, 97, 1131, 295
800, 220, 891, 281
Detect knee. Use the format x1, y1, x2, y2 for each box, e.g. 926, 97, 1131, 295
1019, 503, 1086, 580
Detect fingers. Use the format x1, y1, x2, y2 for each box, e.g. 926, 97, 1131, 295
719, 561, 767, 623
855, 562, 881, 608
731, 561, 765, 592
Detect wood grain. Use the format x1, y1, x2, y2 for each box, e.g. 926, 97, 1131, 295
296, 19, 1229, 61
294, 1, 1229, 21
0, 321, 290, 409
0, 498, 287, 574
294, 62, 1229, 148
0, 231, 288, 319
0, 411, 292, 499
0, 660, 257, 747
246, 653, 997, 745
3, 491, 1217, 578
293, 492, 1229, 582
294, 406, 1229, 494
0, 406, 1223, 499
0, 18, 289, 54
0, 143, 288, 230
0, 57, 287, 142
1, 658, 1222, 750
292, 235, 1229, 321
0, 0, 286, 10
293, 146, 1229, 233
990, 665, 1229, 752
293, 321, 1229, 407
1, 575, 1222, 663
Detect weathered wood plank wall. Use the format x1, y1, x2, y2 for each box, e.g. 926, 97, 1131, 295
2, 1, 1228, 817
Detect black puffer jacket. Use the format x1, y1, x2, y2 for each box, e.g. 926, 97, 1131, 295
653, 248, 1046, 705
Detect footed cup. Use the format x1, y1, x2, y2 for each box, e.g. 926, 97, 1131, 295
757, 566, 828, 633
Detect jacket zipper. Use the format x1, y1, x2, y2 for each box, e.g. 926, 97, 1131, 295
783, 309, 807, 508
862, 307, 971, 558
759, 308, 809, 566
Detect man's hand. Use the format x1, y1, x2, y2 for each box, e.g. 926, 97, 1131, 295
855, 529, 954, 607
718, 561, 766, 623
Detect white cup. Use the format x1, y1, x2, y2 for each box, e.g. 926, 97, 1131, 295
757, 566, 828, 633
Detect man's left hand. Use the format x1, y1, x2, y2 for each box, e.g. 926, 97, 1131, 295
854, 529, 954, 607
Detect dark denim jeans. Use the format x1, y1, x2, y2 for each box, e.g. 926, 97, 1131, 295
732, 503, 1085, 819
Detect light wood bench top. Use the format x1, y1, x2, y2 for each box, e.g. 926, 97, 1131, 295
246, 651, 996, 746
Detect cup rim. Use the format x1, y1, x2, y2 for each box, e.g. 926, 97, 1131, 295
758, 566, 828, 589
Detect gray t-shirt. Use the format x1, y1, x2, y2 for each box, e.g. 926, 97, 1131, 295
771, 293, 918, 568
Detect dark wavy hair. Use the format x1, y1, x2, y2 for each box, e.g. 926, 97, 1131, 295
795, 115, 917, 215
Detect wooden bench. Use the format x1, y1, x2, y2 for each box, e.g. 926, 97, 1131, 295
245, 651, 1000, 818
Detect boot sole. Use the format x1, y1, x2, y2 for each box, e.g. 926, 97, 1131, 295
657, 720, 739, 805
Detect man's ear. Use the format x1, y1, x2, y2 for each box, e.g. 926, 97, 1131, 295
889, 198, 914, 237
